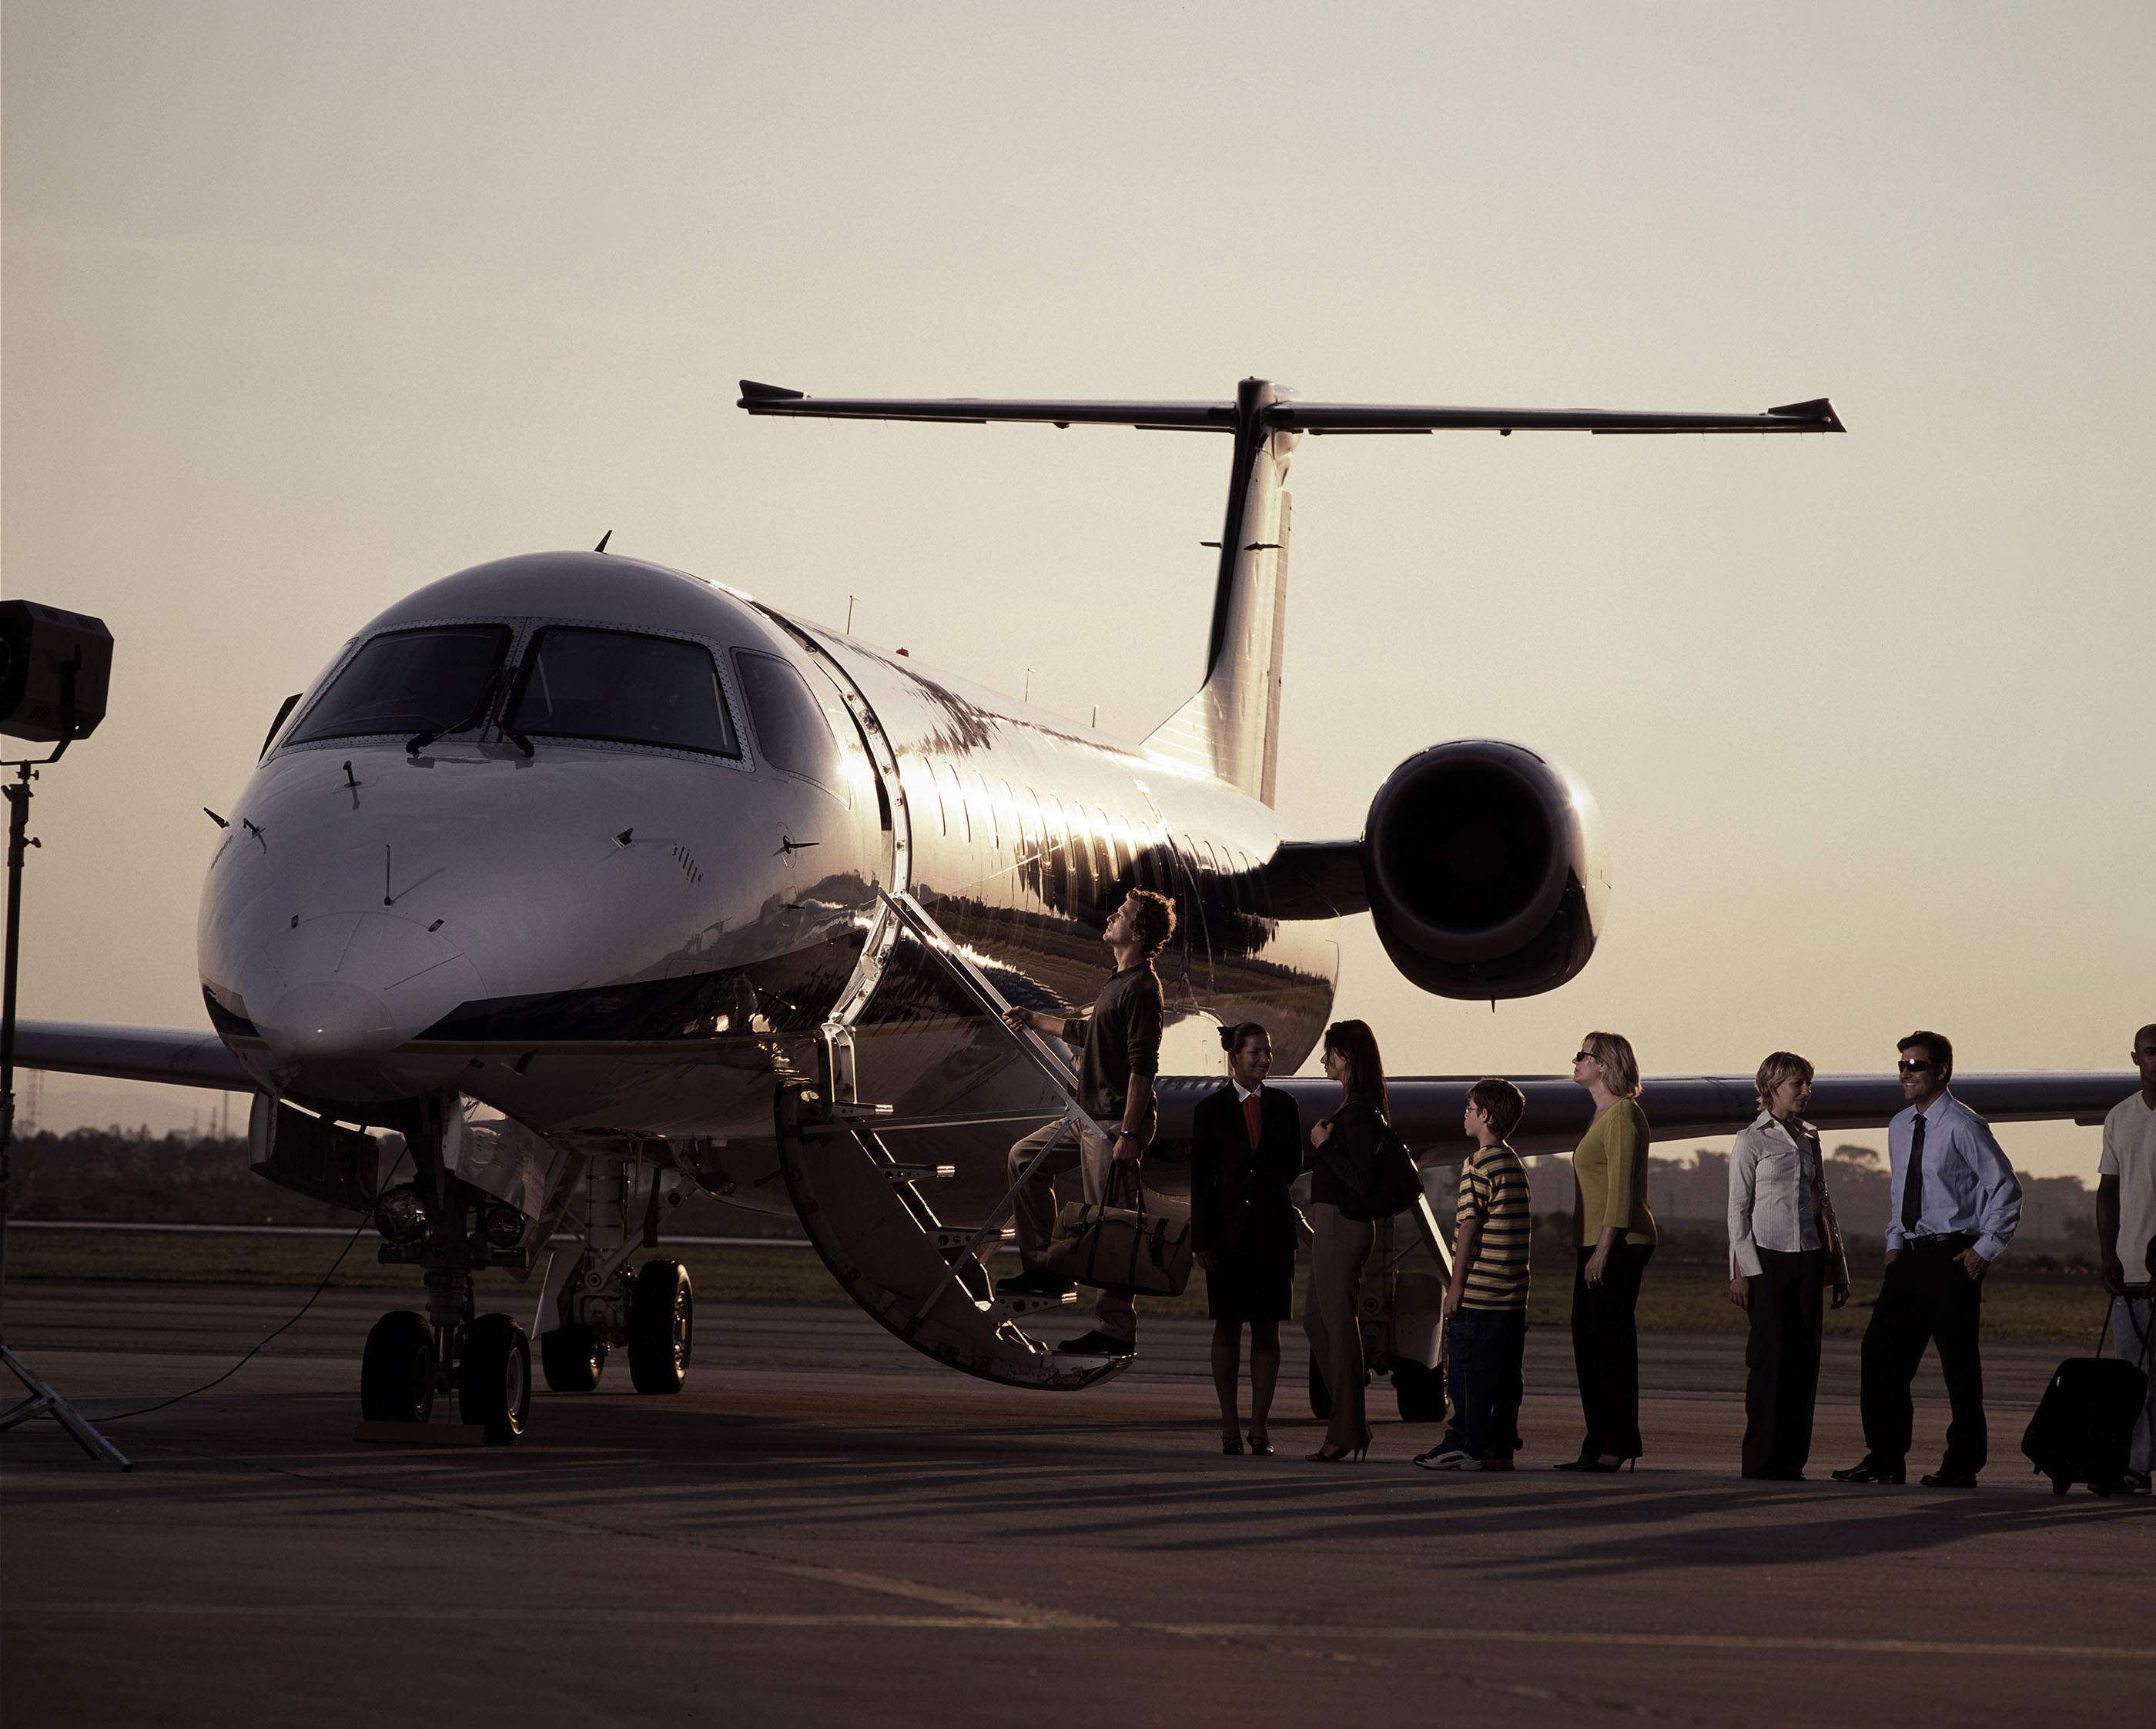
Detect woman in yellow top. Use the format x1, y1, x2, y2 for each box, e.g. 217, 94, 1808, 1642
1555, 1030, 1657, 1473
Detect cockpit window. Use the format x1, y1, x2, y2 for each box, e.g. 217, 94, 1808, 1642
732, 650, 842, 790
504, 627, 740, 757
287, 625, 511, 745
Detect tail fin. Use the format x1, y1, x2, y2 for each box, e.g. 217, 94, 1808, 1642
1143, 379, 1294, 804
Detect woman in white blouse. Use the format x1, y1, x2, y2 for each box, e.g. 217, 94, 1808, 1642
1728, 1052, 1850, 1480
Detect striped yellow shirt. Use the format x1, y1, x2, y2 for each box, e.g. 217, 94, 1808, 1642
1457, 1142, 1531, 1311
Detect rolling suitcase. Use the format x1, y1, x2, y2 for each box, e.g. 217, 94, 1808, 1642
2020, 1305, 2152, 1497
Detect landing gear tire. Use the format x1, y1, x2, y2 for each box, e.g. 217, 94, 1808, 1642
1391, 1356, 1447, 1423
458, 1313, 532, 1443
360, 1310, 437, 1423
540, 1326, 608, 1393
1307, 1350, 1334, 1422
628, 1259, 693, 1395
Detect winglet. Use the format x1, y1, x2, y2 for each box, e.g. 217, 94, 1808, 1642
1766, 397, 1846, 433
739, 380, 808, 405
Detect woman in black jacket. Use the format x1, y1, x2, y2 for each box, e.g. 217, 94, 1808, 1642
1303, 1018, 1388, 1461
1191, 1022, 1304, 1456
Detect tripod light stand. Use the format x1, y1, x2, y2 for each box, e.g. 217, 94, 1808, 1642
0, 600, 129, 1470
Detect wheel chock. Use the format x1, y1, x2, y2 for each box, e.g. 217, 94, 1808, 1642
353, 1420, 499, 1446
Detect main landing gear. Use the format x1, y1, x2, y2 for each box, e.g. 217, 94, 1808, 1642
534, 1153, 695, 1397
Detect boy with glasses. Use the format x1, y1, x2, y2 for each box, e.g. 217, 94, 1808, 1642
1418, 1078, 1532, 1472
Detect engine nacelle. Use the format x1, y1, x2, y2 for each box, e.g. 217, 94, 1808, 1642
1363, 739, 1607, 1000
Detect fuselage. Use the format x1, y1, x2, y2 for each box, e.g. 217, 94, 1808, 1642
198, 552, 1337, 1211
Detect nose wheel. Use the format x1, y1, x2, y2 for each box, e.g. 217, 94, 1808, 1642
360, 1311, 437, 1423
459, 1313, 532, 1443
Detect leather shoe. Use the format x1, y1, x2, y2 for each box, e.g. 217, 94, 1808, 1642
996, 1267, 1076, 1298
1920, 1470, 1979, 1489
1830, 1460, 1906, 1484
1054, 1329, 1135, 1358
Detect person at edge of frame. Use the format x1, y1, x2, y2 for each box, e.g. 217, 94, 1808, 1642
1833, 1030, 2022, 1490
1726, 1051, 1850, 1482
1190, 1021, 1304, 1456
1416, 1076, 1532, 1473
995, 888, 1176, 1359
2094, 1021, 2156, 1494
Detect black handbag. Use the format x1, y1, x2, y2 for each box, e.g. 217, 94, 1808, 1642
1334, 1118, 1424, 1222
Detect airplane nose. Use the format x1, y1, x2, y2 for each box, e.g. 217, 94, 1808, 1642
236, 911, 487, 1100
262, 979, 398, 1064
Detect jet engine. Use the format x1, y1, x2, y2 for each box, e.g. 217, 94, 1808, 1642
1362, 739, 1607, 1001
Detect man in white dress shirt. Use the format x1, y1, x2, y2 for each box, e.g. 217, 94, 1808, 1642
1832, 1031, 2022, 1489
2095, 1022, 2156, 1493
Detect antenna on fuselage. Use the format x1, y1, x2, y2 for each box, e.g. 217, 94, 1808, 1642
594, 530, 613, 553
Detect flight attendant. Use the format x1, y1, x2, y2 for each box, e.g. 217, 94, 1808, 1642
1190, 1022, 1304, 1454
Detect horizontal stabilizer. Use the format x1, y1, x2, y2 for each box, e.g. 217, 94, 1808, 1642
738, 382, 1844, 436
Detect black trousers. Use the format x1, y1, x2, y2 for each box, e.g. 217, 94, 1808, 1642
1571, 1242, 1653, 1459
1742, 1247, 1827, 1478
1859, 1236, 1987, 1475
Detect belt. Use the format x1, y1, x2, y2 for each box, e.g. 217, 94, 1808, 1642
1905, 1232, 1978, 1253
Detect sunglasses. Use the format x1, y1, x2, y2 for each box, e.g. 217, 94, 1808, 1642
1897, 1059, 1935, 1074
1572, 1051, 1597, 1064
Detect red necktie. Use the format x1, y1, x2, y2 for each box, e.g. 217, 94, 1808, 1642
1243, 1092, 1262, 1149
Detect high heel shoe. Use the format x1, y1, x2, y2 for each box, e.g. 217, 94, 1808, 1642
1247, 1433, 1274, 1456
1305, 1441, 1368, 1462
1221, 1434, 1245, 1455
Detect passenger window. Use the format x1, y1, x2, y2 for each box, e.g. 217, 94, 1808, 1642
732, 650, 842, 788
507, 627, 740, 756
938, 762, 969, 842
290, 625, 511, 744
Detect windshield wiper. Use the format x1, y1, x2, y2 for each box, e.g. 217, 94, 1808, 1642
407, 668, 508, 757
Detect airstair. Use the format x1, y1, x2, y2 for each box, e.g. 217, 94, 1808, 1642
765, 623, 1133, 1387
775, 890, 1134, 1387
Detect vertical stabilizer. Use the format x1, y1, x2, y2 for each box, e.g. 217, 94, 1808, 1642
1143, 379, 1297, 804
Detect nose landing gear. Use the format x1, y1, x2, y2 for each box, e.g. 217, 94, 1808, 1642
357, 1098, 543, 1443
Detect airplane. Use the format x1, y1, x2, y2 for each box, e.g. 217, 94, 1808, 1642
12, 376, 2134, 1443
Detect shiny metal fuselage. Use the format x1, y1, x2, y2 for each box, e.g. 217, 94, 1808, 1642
198, 552, 1337, 1219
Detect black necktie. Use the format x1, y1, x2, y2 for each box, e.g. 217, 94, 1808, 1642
1900, 1113, 1927, 1234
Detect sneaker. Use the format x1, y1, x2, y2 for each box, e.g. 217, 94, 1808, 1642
1477, 1455, 1515, 1472
1414, 1446, 1480, 1471
2121, 1470, 2151, 1495
996, 1267, 1076, 1298
1055, 1329, 1135, 1358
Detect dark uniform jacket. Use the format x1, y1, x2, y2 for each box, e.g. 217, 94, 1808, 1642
1190, 1082, 1304, 1255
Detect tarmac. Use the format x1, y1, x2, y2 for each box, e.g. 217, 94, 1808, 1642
3, 1281, 2150, 1727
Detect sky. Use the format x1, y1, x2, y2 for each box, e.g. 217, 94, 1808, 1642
4, 3, 2150, 1176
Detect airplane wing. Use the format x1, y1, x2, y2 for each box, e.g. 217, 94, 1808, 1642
10, 1018, 253, 1091
1157, 1071, 2134, 1160
738, 380, 1845, 437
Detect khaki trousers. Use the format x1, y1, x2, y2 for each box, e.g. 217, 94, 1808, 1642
1006, 1118, 1138, 1343
1304, 1201, 1374, 1449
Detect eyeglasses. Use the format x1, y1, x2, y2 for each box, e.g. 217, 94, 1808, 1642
1897, 1059, 1935, 1074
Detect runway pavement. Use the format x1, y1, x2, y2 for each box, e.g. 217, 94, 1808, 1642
2, 1281, 2148, 1727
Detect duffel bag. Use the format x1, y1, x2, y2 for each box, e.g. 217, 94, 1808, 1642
1045, 1169, 1194, 1298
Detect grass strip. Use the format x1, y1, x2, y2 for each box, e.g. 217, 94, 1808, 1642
8, 1230, 2111, 1340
